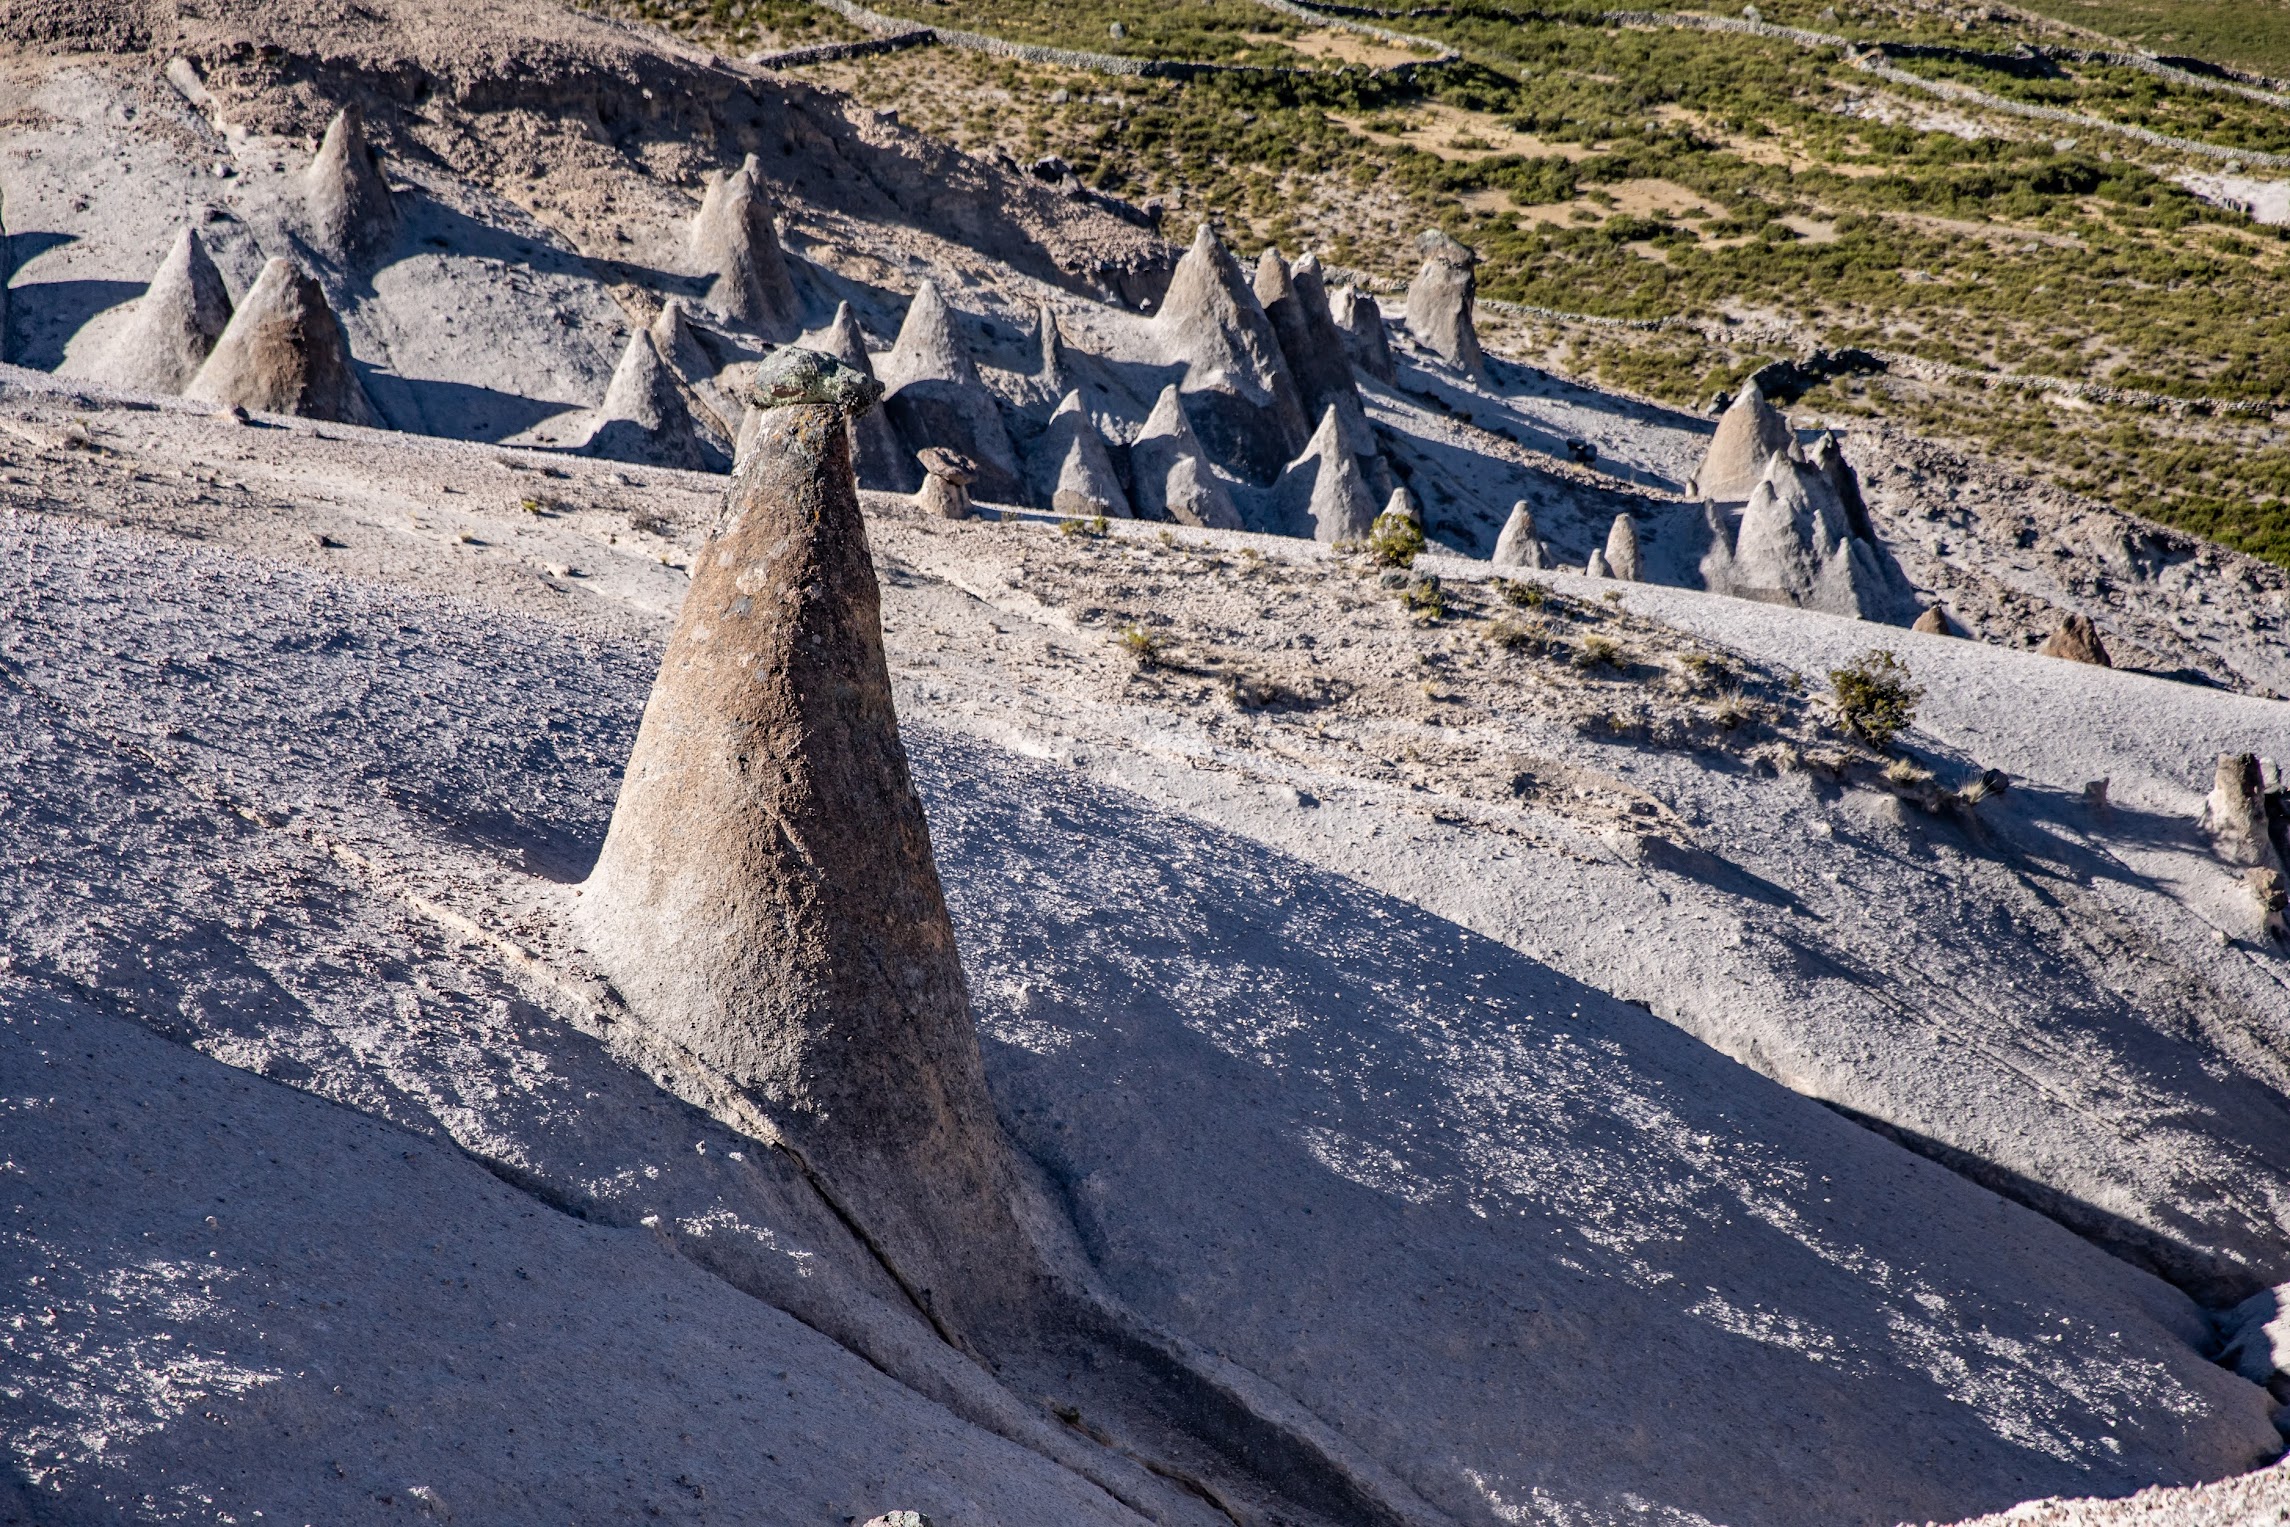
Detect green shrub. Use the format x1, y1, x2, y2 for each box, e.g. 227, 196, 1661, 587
1573, 633, 1622, 669
1369, 509, 1427, 568
1401, 575, 1448, 620
1829, 648, 1923, 749
1116, 624, 1165, 667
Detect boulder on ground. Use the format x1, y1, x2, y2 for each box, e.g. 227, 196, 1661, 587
1030, 390, 1130, 519
809, 300, 910, 489
1131, 384, 1241, 530
1273, 404, 1378, 542
1332, 282, 1395, 384
1403, 229, 1485, 379
1912, 606, 1951, 635
575, 347, 1035, 1335
1693, 381, 1795, 502
880, 281, 1022, 503
691, 154, 801, 339
1604, 514, 1643, 582
1492, 501, 1545, 569
96, 226, 233, 395
583, 326, 728, 472
2037, 613, 2112, 667
2204, 753, 2287, 874
916, 446, 977, 520
300, 105, 395, 263
1153, 224, 1310, 483
183, 257, 379, 426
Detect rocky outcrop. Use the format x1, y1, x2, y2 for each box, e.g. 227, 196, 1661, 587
916, 446, 978, 520
2204, 754, 2286, 876
1913, 606, 1951, 635
649, 297, 739, 446
691, 153, 802, 339
96, 227, 233, 395
1693, 381, 1795, 502
1585, 547, 1612, 579
2038, 613, 2112, 666
1332, 283, 1395, 384
1603, 514, 1643, 583
300, 105, 396, 264
584, 327, 729, 472
1035, 299, 1072, 396
183, 257, 379, 426
1708, 447, 1890, 617
1029, 391, 1130, 519
1492, 501, 1545, 569
811, 300, 910, 490
1131, 383, 1241, 530
880, 281, 1022, 504
1153, 224, 1309, 483
576, 347, 1038, 1335
1403, 229, 1484, 379
1272, 404, 1378, 542
1383, 486, 1421, 527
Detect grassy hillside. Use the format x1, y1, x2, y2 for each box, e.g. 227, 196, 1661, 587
2004, 0, 2290, 78
605, 0, 2290, 564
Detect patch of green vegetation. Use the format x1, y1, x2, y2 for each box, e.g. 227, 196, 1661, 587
1829, 648, 1923, 749
1998, 0, 2290, 79
851, 0, 1306, 64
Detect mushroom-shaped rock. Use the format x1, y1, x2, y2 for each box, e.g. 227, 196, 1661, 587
183, 257, 378, 426
691, 154, 801, 339
1726, 450, 1885, 617
916, 446, 979, 520
2037, 613, 2112, 667
1332, 283, 1395, 384
808, 300, 910, 490
1131, 384, 1241, 531
1694, 381, 1795, 502
1273, 404, 1378, 542
1404, 229, 1485, 379
1912, 606, 1951, 636
1584, 548, 1613, 579
1257, 249, 1368, 445
584, 327, 728, 472
879, 281, 1022, 504
1030, 390, 1130, 519
1492, 501, 1546, 569
97, 227, 233, 395
576, 345, 1031, 1335
2204, 754, 2286, 874
1603, 514, 1643, 583
1154, 224, 1310, 482
300, 105, 396, 263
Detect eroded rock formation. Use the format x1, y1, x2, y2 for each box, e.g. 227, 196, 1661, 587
1332, 282, 1395, 384
183, 257, 378, 426
1403, 229, 1484, 379
2038, 614, 2113, 667
917, 446, 977, 520
880, 281, 1021, 504
1131, 383, 1241, 530
1694, 381, 1795, 502
1493, 501, 1546, 569
812, 300, 910, 490
585, 326, 727, 472
1153, 224, 1309, 483
96, 227, 233, 395
1604, 514, 1643, 583
1029, 391, 1130, 519
1272, 404, 1377, 542
691, 153, 802, 339
301, 105, 396, 263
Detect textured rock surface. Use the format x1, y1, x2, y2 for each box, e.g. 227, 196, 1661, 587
690, 153, 802, 340
879, 281, 1021, 504
1403, 229, 1485, 379
1153, 224, 1309, 483
2041, 613, 2115, 667
1695, 381, 1797, 502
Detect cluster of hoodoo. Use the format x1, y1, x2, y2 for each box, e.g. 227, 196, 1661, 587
1331, 282, 1395, 384
1029, 391, 1131, 519
1586, 513, 1642, 582
1154, 224, 1311, 481
583, 311, 732, 472
1693, 386, 1899, 619
1404, 228, 1485, 380
1132, 384, 1242, 529
879, 281, 1023, 503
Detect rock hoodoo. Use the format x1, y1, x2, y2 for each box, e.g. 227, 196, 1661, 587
2038, 613, 2113, 666
300, 105, 396, 263
1257, 249, 1368, 447
1383, 486, 1422, 527
1131, 383, 1242, 530
1604, 513, 1643, 582
1693, 381, 1795, 502
183, 257, 378, 426
585, 326, 727, 472
1332, 282, 1395, 383
1153, 224, 1310, 482
576, 347, 1034, 1331
811, 300, 909, 490
1493, 501, 1546, 569
97, 227, 233, 395
1913, 605, 1951, 635
916, 446, 977, 520
2204, 753, 2286, 875
1272, 404, 1378, 542
691, 154, 802, 339
649, 298, 739, 449
878, 281, 1021, 504
1029, 391, 1130, 519
1585, 548, 1613, 579
1404, 229, 1485, 379
1034, 299, 1072, 396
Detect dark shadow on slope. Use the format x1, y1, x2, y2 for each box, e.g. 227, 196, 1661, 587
7, 278, 145, 371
